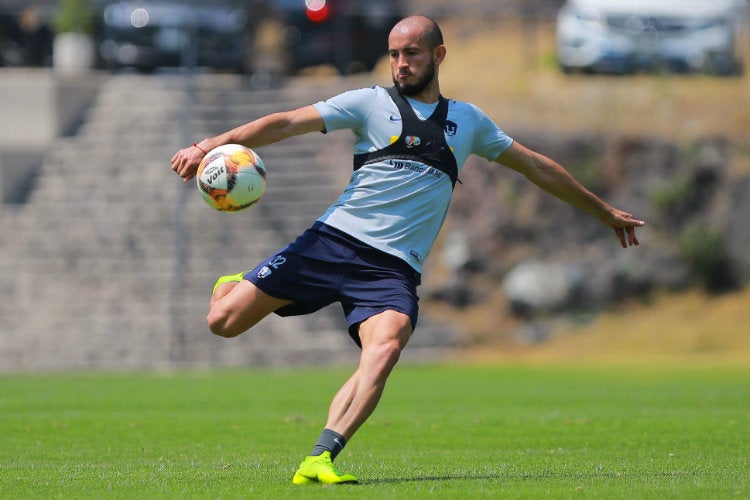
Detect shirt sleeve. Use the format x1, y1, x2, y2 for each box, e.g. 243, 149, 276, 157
468, 103, 514, 161
312, 86, 381, 135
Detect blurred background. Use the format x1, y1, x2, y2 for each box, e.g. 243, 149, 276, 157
0, 0, 748, 371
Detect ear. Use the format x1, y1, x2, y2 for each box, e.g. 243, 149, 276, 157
434, 44, 447, 66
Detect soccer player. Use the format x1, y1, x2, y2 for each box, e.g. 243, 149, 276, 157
170, 15, 644, 485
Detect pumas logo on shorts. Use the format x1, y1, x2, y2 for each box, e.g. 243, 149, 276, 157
257, 255, 287, 279
257, 266, 272, 279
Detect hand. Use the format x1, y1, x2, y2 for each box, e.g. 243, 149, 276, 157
603, 209, 645, 248
170, 145, 205, 182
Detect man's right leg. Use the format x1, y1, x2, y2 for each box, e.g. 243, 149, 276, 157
292, 310, 412, 485
207, 278, 292, 338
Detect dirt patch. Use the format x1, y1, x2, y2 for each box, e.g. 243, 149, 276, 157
451, 287, 750, 365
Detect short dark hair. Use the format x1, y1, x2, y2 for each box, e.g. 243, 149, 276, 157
422, 17, 444, 48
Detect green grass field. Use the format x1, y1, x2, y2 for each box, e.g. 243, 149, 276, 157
2, 364, 748, 499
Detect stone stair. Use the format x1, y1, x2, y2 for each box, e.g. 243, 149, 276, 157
0, 72, 458, 372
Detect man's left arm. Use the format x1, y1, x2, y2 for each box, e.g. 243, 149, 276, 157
495, 141, 644, 248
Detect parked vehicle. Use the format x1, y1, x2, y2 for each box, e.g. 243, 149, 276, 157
0, 6, 54, 67
266, 0, 403, 74
556, 0, 745, 75
97, 0, 253, 73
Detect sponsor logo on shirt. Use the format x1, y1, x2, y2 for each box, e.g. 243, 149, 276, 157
389, 159, 444, 180
405, 135, 421, 147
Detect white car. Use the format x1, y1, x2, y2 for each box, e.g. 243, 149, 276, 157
556, 0, 746, 75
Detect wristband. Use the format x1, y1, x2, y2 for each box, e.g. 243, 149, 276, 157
192, 143, 208, 155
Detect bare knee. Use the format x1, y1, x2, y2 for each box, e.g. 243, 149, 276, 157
375, 339, 403, 364
206, 306, 243, 338
364, 339, 404, 384
358, 310, 413, 377
205, 280, 287, 338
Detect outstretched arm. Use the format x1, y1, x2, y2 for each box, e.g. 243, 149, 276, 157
495, 141, 645, 248
170, 105, 325, 182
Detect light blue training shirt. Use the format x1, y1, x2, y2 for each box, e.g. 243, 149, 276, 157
313, 85, 514, 272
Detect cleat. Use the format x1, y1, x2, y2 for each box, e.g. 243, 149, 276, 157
291, 451, 358, 485
212, 271, 246, 294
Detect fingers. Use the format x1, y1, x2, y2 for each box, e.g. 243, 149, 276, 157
626, 226, 639, 246
619, 212, 645, 227
170, 148, 198, 181
170, 158, 186, 178
614, 225, 640, 248
608, 209, 644, 249
614, 227, 627, 248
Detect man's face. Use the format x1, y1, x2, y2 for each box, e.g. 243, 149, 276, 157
388, 31, 437, 97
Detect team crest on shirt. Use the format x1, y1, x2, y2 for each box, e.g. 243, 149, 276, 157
405, 135, 421, 147
445, 120, 457, 136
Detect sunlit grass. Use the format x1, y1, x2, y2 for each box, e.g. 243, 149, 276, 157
1, 365, 748, 498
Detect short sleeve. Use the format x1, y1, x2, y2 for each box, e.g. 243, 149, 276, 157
469, 104, 514, 161
312, 86, 381, 135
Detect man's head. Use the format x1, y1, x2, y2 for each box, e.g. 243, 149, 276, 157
388, 16, 446, 99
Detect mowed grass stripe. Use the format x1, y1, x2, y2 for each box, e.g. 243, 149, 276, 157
1, 365, 748, 499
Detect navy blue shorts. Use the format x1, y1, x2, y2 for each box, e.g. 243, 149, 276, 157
245, 222, 421, 346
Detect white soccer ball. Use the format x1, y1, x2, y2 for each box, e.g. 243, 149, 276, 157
196, 144, 266, 212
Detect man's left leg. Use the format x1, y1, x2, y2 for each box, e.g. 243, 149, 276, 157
292, 310, 412, 485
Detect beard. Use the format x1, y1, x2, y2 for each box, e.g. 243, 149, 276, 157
393, 59, 436, 96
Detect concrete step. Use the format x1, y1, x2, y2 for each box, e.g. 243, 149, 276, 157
0, 71, 458, 372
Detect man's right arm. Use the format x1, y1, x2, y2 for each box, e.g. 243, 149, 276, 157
171, 105, 325, 182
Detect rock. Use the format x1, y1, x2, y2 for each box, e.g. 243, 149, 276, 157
502, 260, 584, 316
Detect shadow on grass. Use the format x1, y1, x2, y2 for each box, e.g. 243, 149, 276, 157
364, 474, 502, 485
363, 470, 696, 485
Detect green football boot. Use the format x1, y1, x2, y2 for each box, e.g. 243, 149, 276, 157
291, 451, 358, 485
212, 271, 246, 294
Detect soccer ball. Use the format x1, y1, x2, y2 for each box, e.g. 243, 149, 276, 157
196, 144, 266, 212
